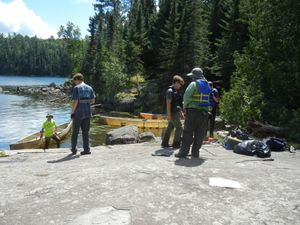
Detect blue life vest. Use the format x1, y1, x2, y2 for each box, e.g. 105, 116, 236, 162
192, 80, 211, 107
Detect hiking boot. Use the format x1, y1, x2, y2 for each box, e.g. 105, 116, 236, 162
80, 151, 91, 155
175, 153, 187, 158
191, 154, 199, 158
172, 142, 181, 149
71, 149, 77, 155
161, 144, 171, 148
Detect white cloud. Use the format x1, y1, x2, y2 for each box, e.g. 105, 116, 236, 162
0, 0, 57, 39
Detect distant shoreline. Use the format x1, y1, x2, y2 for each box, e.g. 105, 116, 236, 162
0, 83, 72, 103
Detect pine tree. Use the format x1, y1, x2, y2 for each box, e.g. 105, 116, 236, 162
213, 0, 249, 90
175, 0, 211, 75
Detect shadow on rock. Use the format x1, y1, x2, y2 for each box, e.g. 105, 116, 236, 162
151, 148, 174, 157
175, 157, 206, 167
47, 154, 80, 163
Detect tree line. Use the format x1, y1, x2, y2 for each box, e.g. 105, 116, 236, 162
0, 33, 71, 76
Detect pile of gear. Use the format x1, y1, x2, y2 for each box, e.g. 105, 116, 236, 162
222, 129, 295, 158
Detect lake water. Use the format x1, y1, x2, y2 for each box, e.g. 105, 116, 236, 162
0, 75, 112, 150
0, 75, 67, 86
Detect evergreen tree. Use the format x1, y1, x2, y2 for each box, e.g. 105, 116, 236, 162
175, 0, 211, 75
158, 0, 180, 84
213, 0, 249, 90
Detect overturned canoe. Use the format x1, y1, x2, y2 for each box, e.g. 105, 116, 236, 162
10, 121, 73, 150
99, 115, 168, 129
139, 112, 167, 120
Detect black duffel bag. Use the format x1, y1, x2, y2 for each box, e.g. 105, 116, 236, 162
234, 140, 271, 158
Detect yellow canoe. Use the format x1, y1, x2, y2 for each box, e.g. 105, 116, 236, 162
99, 115, 168, 129
10, 121, 73, 150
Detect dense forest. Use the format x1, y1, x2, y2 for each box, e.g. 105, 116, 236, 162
0, 22, 84, 76
0, 34, 71, 76
0, 0, 299, 140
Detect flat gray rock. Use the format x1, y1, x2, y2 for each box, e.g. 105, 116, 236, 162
0, 141, 299, 225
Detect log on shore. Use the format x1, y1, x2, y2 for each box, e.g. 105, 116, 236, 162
246, 121, 286, 137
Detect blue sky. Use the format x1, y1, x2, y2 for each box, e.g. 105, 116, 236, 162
0, 0, 95, 38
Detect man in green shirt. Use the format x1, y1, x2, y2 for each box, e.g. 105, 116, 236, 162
175, 67, 210, 158
40, 113, 61, 150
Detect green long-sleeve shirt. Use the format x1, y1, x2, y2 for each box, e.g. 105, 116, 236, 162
183, 81, 210, 110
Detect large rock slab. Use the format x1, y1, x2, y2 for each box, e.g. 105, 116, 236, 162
106, 125, 138, 145
0, 142, 299, 225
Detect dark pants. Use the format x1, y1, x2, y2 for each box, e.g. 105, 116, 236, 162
44, 135, 60, 149
209, 105, 217, 137
161, 112, 183, 147
178, 109, 209, 157
71, 117, 91, 152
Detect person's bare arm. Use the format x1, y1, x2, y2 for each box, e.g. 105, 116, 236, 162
54, 125, 58, 134
213, 95, 220, 103
40, 129, 44, 140
71, 100, 78, 114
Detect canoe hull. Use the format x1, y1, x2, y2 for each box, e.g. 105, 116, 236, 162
10, 121, 73, 150
99, 115, 168, 129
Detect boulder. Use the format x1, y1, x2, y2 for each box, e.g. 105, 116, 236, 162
106, 125, 138, 145
138, 132, 156, 143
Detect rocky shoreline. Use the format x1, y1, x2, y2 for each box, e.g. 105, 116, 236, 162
0, 81, 73, 103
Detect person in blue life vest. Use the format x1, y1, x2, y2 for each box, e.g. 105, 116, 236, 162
71, 73, 96, 155
175, 67, 211, 158
40, 113, 61, 150
208, 81, 220, 138
161, 75, 185, 149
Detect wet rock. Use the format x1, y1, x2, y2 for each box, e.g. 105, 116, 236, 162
138, 132, 156, 143
106, 125, 138, 145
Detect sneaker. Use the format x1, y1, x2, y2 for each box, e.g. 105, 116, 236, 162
80, 151, 91, 155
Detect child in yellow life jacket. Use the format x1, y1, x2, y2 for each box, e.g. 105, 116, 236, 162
40, 113, 61, 149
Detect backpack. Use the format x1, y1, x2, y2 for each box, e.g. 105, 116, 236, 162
229, 129, 250, 140
265, 137, 286, 151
